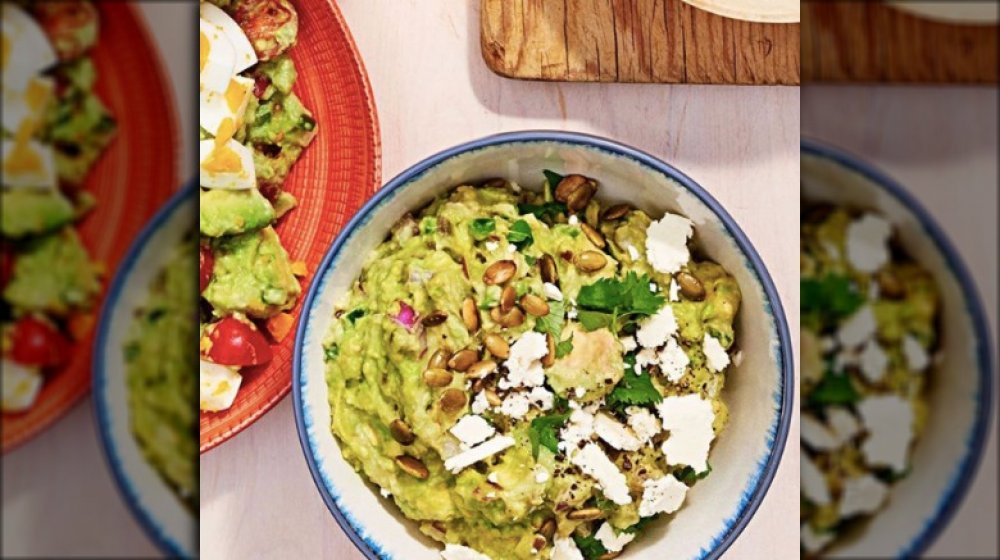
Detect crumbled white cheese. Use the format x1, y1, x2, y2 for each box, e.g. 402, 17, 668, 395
506, 244, 517, 254
658, 338, 690, 382
634, 347, 658, 370
857, 395, 914, 472
902, 334, 930, 372
408, 268, 433, 284
499, 391, 532, 419
567, 306, 578, 320
443, 435, 515, 473
636, 306, 678, 349
826, 407, 861, 445
839, 474, 889, 518
558, 407, 596, 453
638, 474, 687, 517
594, 413, 642, 451
571, 443, 632, 505
858, 340, 889, 384
668, 278, 680, 302
649, 282, 659, 292
450, 415, 496, 448
487, 472, 499, 484
568, 214, 580, 225
801, 524, 834, 554
534, 465, 550, 484
626, 244, 640, 261
380, 487, 391, 498
595, 522, 635, 553
543, 282, 563, 302
574, 386, 586, 398
620, 336, 638, 353
801, 454, 831, 505
471, 391, 491, 414
441, 543, 493, 560
626, 406, 662, 445
703, 333, 730, 373
656, 394, 715, 472
484, 241, 499, 252
200, 360, 243, 412
552, 537, 584, 560
846, 214, 892, 273
645, 213, 693, 274
801, 414, 839, 451
528, 386, 554, 411
838, 305, 877, 348
1, 359, 42, 412
499, 331, 548, 389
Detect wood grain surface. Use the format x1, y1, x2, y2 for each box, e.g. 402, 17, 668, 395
802, 1, 998, 83
480, 0, 800, 84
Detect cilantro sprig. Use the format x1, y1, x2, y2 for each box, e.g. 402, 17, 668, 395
801, 274, 864, 331
576, 272, 665, 333
555, 334, 574, 358
518, 201, 567, 221
469, 218, 495, 240
507, 219, 533, 250
573, 533, 608, 560
528, 411, 570, 458
607, 353, 663, 412
533, 298, 566, 339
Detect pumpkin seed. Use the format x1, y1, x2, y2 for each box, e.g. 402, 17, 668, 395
395, 455, 429, 479
439, 388, 467, 413
448, 349, 479, 372
575, 250, 607, 272
554, 174, 591, 203
485, 388, 502, 407
421, 310, 448, 327
423, 368, 453, 388
602, 204, 631, 221
462, 297, 480, 332
489, 306, 502, 323
428, 349, 451, 370
521, 294, 549, 317
500, 285, 516, 313
565, 182, 596, 213
540, 254, 559, 284
389, 419, 415, 445
497, 306, 525, 328
538, 518, 557, 540
484, 334, 510, 358
483, 260, 516, 285
566, 507, 605, 521
676, 271, 706, 301
542, 333, 556, 367
581, 223, 606, 249
466, 359, 497, 379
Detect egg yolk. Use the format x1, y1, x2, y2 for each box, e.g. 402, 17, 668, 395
202, 144, 241, 174
25, 78, 52, 115
225, 79, 247, 112
4, 124, 44, 177
200, 30, 210, 73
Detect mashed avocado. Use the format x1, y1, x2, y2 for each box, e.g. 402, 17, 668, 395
203, 226, 300, 319
800, 206, 938, 556
324, 174, 741, 560
125, 234, 198, 511
4, 227, 100, 316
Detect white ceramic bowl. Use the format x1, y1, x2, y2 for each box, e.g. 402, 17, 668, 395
802, 141, 995, 557
294, 131, 793, 559
92, 186, 197, 558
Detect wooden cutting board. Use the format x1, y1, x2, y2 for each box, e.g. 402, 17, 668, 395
802, 2, 998, 83
480, 0, 800, 84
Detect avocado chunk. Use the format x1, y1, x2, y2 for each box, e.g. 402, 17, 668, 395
203, 226, 300, 318
4, 227, 100, 316
1, 189, 77, 238
199, 188, 276, 238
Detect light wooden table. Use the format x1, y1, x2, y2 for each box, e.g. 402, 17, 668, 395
0, 2, 194, 558
200, 1, 801, 559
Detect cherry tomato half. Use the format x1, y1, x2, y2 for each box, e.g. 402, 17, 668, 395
205, 316, 272, 367
8, 315, 70, 368
199, 243, 214, 293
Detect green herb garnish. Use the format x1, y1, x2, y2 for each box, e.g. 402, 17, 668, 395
555, 334, 575, 358
808, 371, 860, 406
573, 533, 608, 560
528, 411, 570, 458
518, 201, 567, 221
607, 354, 663, 411
801, 274, 864, 330
533, 298, 566, 339
469, 218, 496, 240
576, 272, 665, 332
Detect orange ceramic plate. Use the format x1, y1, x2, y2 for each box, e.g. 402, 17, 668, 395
2, 4, 179, 453
199, 0, 381, 453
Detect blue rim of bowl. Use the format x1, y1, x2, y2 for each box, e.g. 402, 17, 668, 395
802, 139, 996, 558
293, 130, 794, 560
92, 183, 196, 559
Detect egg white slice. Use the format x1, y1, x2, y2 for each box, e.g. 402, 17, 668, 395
200, 360, 242, 412
200, 3, 257, 74
1, 3, 57, 93
2, 75, 54, 136
199, 138, 256, 190
199, 18, 235, 94
2, 137, 58, 190
1, 359, 43, 413
200, 75, 254, 142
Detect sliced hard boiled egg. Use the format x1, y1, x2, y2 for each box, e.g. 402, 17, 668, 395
2, 135, 58, 190
199, 18, 235, 94
1, 3, 57, 93
200, 3, 257, 74
199, 138, 255, 190
1, 359, 43, 412
200, 75, 253, 142
200, 359, 242, 412
2, 75, 54, 136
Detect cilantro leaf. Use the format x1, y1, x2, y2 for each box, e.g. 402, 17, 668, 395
555, 334, 575, 358
577, 310, 613, 331
801, 274, 864, 330
573, 533, 608, 560
808, 371, 860, 406
543, 169, 565, 188
534, 298, 566, 339
675, 462, 712, 485
577, 272, 665, 332
469, 218, 495, 240
518, 201, 567, 221
528, 412, 570, 458
607, 354, 663, 411
507, 219, 534, 250
346, 309, 366, 324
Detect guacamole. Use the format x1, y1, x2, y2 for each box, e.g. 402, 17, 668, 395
198, 0, 315, 412
324, 172, 742, 560
125, 234, 198, 511
800, 205, 938, 556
